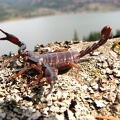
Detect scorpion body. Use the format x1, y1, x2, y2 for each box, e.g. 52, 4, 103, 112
28, 51, 79, 72
0, 26, 112, 94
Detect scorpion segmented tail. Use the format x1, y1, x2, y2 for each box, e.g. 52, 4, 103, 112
78, 26, 112, 58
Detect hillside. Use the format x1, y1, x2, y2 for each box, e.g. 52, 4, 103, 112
0, 0, 120, 21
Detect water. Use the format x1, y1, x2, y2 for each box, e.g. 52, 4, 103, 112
0, 11, 120, 55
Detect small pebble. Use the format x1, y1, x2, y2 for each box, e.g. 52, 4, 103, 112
95, 100, 106, 108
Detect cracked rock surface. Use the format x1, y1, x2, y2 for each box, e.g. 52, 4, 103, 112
0, 38, 120, 120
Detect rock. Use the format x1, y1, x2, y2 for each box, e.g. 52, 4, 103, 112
90, 51, 101, 56
55, 113, 65, 120
91, 82, 99, 91
94, 100, 106, 108
87, 87, 94, 94
28, 112, 42, 120
28, 106, 36, 113
67, 109, 76, 120
113, 69, 120, 77
99, 86, 106, 92
56, 89, 62, 100
5, 94, 12, 101
102, 61, 108, 68
61, 92, 69, 99
73, 40, 79, 44
105, 68, 113, 74
103, 92, 116, 102
26, 101, 33, 106
0, 109, 6, 119
47, 100, 52, 106
116, 93, 120, 103
42, 107, 49, 115
0, 97, 4, 104
49, 106, 60, 113
111, 104, 120, 112
82, 85, 88, 91
13, 94, 22, 102
100, 69, 107, 74
59, 106, 66, 113
16, 59, 23, 67
110, 51, 118, 59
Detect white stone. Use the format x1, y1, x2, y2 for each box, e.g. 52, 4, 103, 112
95, 100, 106, 108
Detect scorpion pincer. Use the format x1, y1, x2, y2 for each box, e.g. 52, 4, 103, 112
0, 26, 112, 95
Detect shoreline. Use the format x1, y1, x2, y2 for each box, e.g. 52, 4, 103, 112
0, 9, 120, 23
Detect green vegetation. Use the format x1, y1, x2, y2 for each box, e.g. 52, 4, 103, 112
83, 32, 100, 41
116, 30, 120, 35
82, 29, 120, 42
73, 30, 79, 41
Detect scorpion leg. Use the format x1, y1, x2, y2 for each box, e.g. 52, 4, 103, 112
53, 48, 68, 52
4, 54, 20, 67
67, 62, 81, 83
7, 65, 28, 82
26, 64, 43, 88
7, 57, 39, 83
27, 63, 57, 96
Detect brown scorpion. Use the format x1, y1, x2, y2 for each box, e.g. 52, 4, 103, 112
0, 26, 111, 94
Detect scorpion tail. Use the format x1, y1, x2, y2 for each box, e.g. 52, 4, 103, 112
78, 26, 112, 58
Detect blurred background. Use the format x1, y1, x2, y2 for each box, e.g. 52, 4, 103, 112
0, 0, 120, 55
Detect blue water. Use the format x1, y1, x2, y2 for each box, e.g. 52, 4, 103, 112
0, 11, 120, 55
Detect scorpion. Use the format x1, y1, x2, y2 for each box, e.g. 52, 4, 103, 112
0, 26, 111, 95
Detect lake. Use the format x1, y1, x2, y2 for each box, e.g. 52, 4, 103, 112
0, 11, 120, 55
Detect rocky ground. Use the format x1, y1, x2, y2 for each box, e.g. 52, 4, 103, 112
0, 38, 120, 120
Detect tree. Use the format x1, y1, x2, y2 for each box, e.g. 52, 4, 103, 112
73, 30, 79, 41
83, 31, 100, 41
116, 30, 120, 35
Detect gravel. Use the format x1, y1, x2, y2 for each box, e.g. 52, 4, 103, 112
0, 38, 120, 120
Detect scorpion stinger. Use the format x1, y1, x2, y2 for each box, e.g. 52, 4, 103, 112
78, 26, 112, 58
0, 26, 112, 96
